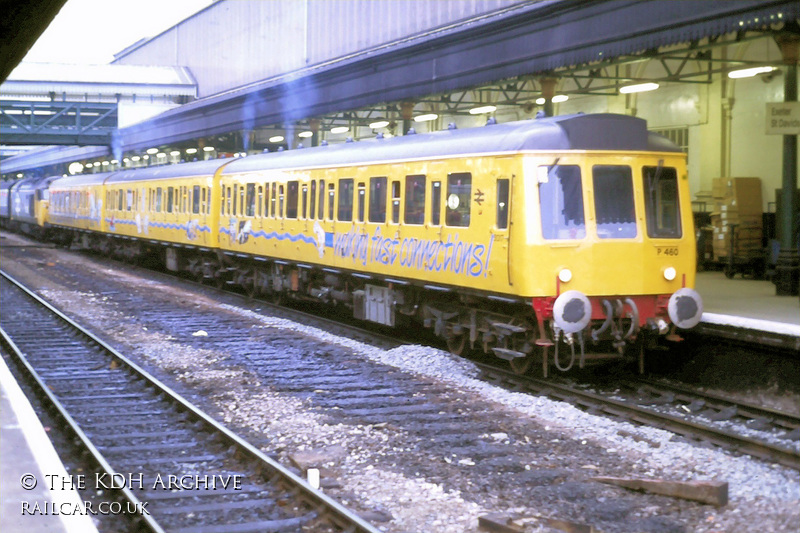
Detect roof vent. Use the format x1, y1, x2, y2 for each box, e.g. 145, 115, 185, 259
406, 128, 417, 135
321, 140, 329, 146
485, 117, 497, 126
376, 133, 385, 139
535, 110, 546, 119
263, 148, 270, 153
447, 123, 457, 130
297, 143, 304, 149
278, 146, 285, 152
346, 137, 354, 143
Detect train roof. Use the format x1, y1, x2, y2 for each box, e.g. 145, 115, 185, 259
104, 158, 232, 184
222, 113, 681, 175
47, 113, 681, 188
10, 176, 60, 192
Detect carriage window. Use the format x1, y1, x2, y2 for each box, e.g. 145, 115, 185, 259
391, 181, 401, 223
338, 179, 354, 221
206, 187, 211, 214
310, 181, 317, 220
539, 165, 585, 240
404, 175, 425, 225
193, 186, 200, 214
245, 183, 255, 216
126, 189, 133, 211
278, 185, 285, 217
431, 181, 441, 226
327, 183, 335, 220
318, 180, 325, 220
238, 185, 245, 216
445, 172, 471, 227
257, 186, 263, 217
593, 165, 636, 239
286, 181, 298, 219
156, 188, 163, 213
167, 187, 174, 213
369, 177, 387, 223
270, 183, 277, 217
232, 185, 238, 215
301, 184, 308, 219
497, 179, 509, 229
118, 190, 124, 211
357, 183, 366, 222
643, 166, 681, 238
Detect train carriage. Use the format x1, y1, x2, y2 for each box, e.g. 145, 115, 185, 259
48, 173, 109, 236
8, 176, 59, 237
207, 113, 702, 374
102, 160, 228, 263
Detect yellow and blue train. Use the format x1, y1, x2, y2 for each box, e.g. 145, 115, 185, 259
1, 113, 703, 375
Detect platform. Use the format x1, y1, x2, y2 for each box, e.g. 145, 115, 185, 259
695, 271, 800, 351
0, 356, 99, 533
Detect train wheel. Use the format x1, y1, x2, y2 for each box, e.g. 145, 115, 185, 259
446, 333, 470, 357
507, 314, 537, 375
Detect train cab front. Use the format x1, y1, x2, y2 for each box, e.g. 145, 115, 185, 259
525, 152, 703, 373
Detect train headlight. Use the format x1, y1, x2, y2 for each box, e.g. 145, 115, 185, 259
558, 268, 573, 283
663, 267, 677, 281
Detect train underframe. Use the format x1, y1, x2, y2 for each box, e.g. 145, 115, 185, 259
55, 229, 703, 376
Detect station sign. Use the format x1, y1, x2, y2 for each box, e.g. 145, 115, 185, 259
766, 102, 800, 135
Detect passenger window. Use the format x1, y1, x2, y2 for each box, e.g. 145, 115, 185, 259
357, 183, 366, 222
193, 185, 200, 214
206, 187, 211, 214
642, 166, 681, 238
156, 188, 163, 213
286, 181, 298, 219
167, 187, 174, 214
318, 180, 325, 220
338, 179, 354, 221
369, 177, 387, 223
496, 179, 509, 229
431, 181, 441, 226
593, 165, 636, 239
270, 183, 277, 217
327, 183, 335, 220
238, 185, 245, 216
233, 185, 238, 215
539, 165, 585, 240
310, 181, 317, 220
278, 185, 285, 217
301, 184, 308, 219
445, 172, 471, 227
246, 183, 255, 216
404, 175, 425, 225
126, 189, 133, 211
226, 186, 232, 215
118, 190, 124, 211
257, 186, 263, 217
391, 181, 401, 223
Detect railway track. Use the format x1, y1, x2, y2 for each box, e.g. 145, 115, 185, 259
477, 363, 800, 471
0, 270, 382, 533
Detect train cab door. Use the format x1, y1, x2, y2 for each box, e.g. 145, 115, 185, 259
492, 171, 513, 287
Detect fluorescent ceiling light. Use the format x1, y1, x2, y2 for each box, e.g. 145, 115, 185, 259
330, 126, 349, 134
146, 148, 158, 154
185, 148, 197, 154
299, 131, 313, 138
169, 150, 181, 156
269, 135, 285, 143
619, 82, 660, 94
728, 66, 775, 79
469, 105, 497, 115
414, 113, 438, 122
203, 146, 215, 152
369, 120, 390, 129
535, 97, 546, 105
552, 95, 569, 103
131, 156, 140, 161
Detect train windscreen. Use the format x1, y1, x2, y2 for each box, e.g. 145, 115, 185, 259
592, 165, 637, 239
538, 165, 585, 240
643, 166, 682, 238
